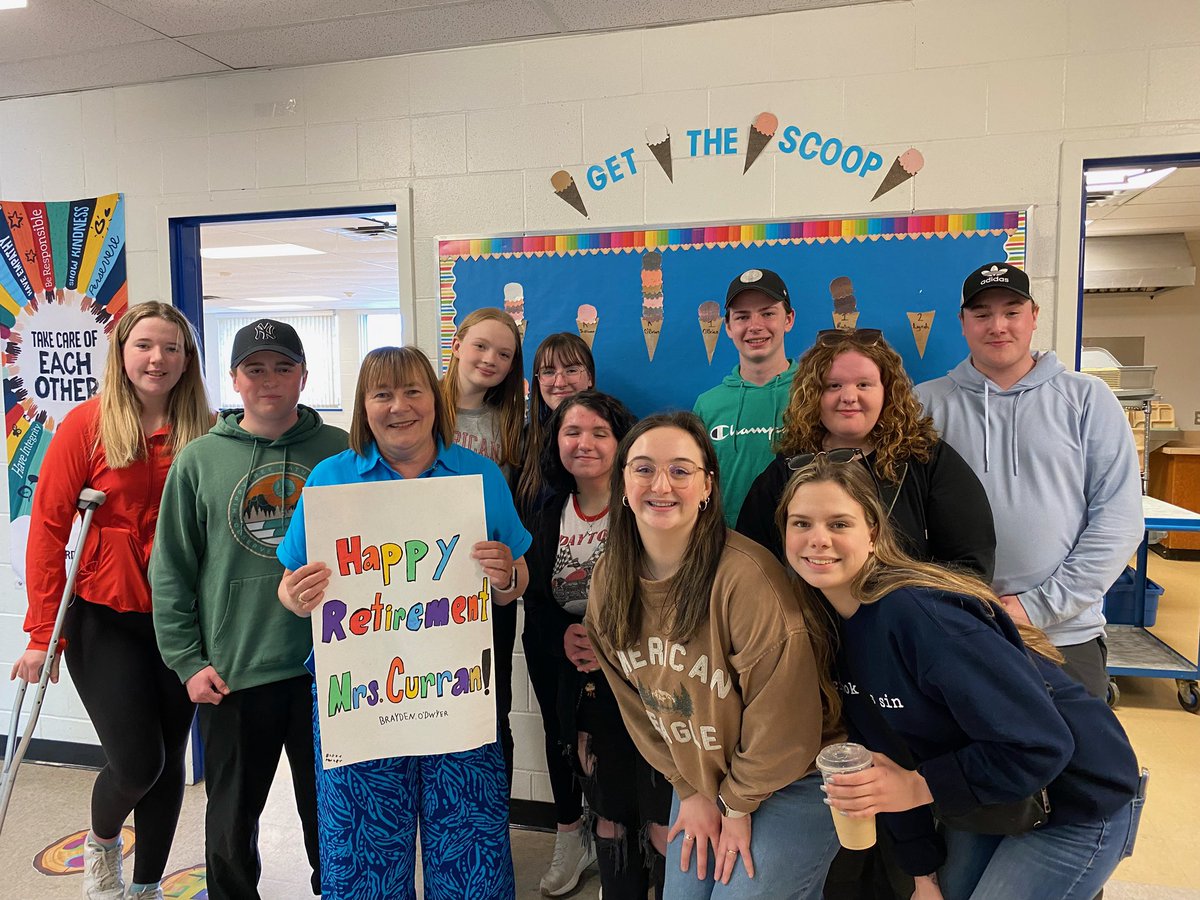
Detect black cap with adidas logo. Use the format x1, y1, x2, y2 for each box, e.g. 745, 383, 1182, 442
961, 262, 1034, 308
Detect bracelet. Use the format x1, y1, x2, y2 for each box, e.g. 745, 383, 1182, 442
495, 564, 518, 593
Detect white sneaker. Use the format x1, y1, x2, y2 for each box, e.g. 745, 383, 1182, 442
82, 835, 125, 900
125, 887, 165, 900
539, 828, 596, 897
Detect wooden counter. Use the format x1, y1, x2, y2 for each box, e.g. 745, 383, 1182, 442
1149, 447, 1200, 552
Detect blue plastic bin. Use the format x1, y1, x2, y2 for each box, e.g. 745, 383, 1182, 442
1104, 566, 1165, 627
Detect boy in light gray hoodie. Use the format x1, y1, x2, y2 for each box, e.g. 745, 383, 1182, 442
916, 262, 1143, 698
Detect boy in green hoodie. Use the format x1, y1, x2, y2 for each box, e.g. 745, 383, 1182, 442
151, 319, 347, 899
693, 268, 796, 526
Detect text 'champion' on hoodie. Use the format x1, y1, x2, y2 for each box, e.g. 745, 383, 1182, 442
693, 359, 797, 527
916, 352, 1143, 647
150, 406, 348, 693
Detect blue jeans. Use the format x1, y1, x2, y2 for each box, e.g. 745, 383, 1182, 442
938, 796, 1143, 900
664, 773, 839, 899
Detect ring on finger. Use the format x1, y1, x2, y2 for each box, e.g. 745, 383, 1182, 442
683, 833, 694, 842
726, 849, 737, 855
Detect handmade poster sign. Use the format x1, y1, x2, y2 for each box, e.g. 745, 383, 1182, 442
304, 475, 494, 768
439, 211, 1026, 416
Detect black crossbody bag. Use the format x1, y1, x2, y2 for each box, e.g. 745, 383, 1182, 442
846, 612, 1052, 836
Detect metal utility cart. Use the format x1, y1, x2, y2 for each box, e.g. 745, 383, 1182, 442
1106, 496, 1200, 713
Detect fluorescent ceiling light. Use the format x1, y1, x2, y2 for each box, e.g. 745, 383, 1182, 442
201, 243, 324, 259
227, 305, 316, 313
0, 0, 29, 9
1085, 167, 1177, 193
237, 295, 339, 305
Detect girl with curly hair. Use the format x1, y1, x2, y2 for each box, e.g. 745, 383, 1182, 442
737, 330, 996, 578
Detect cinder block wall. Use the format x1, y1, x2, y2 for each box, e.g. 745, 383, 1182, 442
3, 0, 1200, 804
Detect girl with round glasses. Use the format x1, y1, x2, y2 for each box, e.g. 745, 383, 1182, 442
586, 412, 841, 899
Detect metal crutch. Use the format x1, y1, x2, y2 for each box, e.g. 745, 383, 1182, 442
0, 487, 106, 837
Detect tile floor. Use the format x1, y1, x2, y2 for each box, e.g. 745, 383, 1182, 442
1, 674, 1197, 898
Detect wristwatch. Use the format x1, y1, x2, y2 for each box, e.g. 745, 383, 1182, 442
495, 564, 518, 593
716, 795, 748, 819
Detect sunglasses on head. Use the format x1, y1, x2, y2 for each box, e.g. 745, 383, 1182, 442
814, 328, 884, 348
785, 447, 904, 516
786, 447, 866, 470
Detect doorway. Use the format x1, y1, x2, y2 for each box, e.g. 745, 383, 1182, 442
169, 205, 405, 430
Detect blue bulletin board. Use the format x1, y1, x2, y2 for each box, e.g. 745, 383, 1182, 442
438, 211, 1026, 417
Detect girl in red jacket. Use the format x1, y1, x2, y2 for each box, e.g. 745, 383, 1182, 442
10, 302, 211, 900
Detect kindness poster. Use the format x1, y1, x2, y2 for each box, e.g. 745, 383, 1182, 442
305, 476, 494, 768
2, 194, 125, 580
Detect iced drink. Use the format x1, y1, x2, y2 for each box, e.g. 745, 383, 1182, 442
816, 742, 877, 850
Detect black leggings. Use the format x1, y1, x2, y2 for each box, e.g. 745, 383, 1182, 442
522, 618, 583, 825
63, 600, 195, 884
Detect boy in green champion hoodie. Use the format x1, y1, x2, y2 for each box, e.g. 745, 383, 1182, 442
151, 319, 347, 900
693, 268, 797, 526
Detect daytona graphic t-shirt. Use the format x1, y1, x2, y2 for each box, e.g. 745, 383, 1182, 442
551, 496, 608, 616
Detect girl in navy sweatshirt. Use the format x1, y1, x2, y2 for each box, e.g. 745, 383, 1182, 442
777, 453, 1144, 900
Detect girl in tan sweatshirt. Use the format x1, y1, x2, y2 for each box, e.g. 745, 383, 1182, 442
587, 411, 844, 899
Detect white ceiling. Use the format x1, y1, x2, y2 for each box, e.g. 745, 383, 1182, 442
1086, 164, 1200, 242
201, 214, 401, 313
0, 0, 885, 100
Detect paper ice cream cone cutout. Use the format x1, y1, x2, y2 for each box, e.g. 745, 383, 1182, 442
829, 276, 859, 331
833, 310, 860, 331
640, 252, 665, 361
646, 125, 673, 183
576, 304, 599, 349
907, 311, 935, 358
642, 316, 662, 362
872, 148, 924, 201
551, 169, 588, 218
698, 300, 721, 364
743, 112, 778, 174
503, 283, 526, 342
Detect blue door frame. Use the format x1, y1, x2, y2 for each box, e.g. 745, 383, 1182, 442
168, 204, 396, 352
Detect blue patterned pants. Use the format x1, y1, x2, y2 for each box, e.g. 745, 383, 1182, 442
311, 689, 515, 900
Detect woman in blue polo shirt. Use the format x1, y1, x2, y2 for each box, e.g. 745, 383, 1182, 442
275, 346, 531, 900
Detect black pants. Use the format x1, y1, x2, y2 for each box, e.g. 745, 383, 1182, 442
522, 613, 583, 825
493, 600, 517, 790
1059, 636, 1109, 699
63, 600, 195, 885
197, 675, 320, 899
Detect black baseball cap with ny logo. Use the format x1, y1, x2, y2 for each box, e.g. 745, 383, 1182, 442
230, 318, 307, 368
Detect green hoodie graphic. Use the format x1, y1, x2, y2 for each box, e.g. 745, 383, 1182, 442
151, 406, 348, 693
693, 360, 797, 527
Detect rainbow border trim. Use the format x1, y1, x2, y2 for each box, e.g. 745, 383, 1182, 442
438, 211, 1027, 367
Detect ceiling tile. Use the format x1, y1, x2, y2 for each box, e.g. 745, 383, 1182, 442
0, 39, 227, 100
179, 0, 557, 69
0, 0, 161, 62
98, 0, 463, 38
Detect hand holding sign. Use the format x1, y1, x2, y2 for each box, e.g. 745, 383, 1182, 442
279, 561, 332, 617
